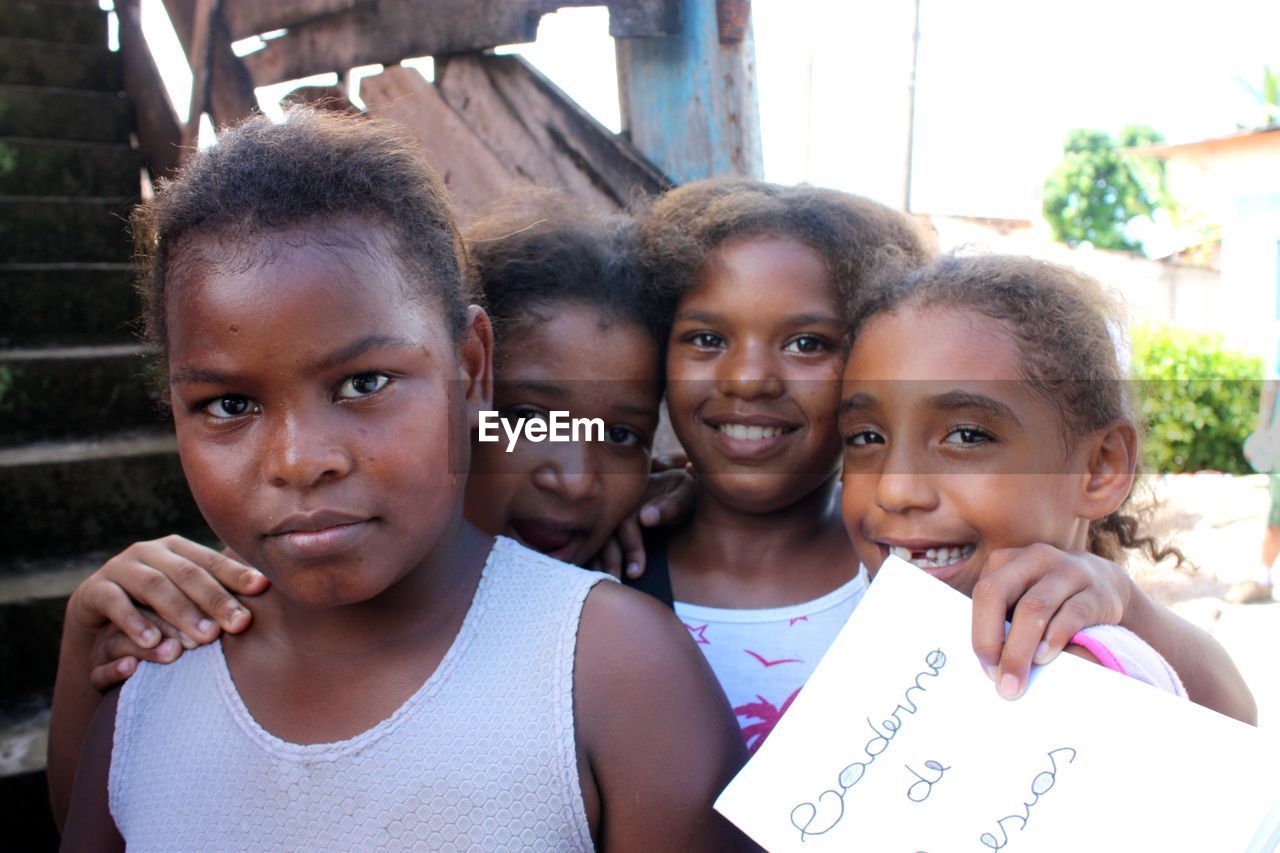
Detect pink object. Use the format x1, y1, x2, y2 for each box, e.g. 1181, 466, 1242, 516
1070, 630, 1128, 675
1068, 624, 1187, 697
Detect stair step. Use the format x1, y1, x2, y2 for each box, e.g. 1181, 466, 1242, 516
0, 0, 107, 46
0, 550, 105, 608
0, 691, 59, 850
0, 431, 208, 563
0, 537, 220, 694
0, 262, 139, 346
0, 137, 139, 197
0, 696, 49, 776
0, 344, 167, 446
0, 195, 134, 263
0, 551, 112, 704
0, 36, 120, 90
0, 767, 57, 850
0, 595, 62, 701
0, 766, 58, 850
0, 85, 130, 143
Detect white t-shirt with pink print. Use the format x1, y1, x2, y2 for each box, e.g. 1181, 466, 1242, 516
674, 568, 869, 754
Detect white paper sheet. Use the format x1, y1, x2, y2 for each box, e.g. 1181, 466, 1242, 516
715, 556, 1280, 852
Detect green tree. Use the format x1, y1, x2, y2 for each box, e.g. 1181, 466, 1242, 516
1041, 125, 1171, 253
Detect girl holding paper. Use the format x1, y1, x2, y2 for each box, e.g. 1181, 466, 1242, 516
838, 252, 1193, 692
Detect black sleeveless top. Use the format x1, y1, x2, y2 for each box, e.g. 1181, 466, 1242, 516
622, 528, 676, 609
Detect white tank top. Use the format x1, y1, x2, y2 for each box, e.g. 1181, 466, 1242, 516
674, 568, 869, 754
109, 537, 606, 851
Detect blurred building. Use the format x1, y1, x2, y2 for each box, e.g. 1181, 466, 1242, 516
1147, 127, 1280, 363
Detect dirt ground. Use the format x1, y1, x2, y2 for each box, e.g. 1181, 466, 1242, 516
1129, 472, 1280, 728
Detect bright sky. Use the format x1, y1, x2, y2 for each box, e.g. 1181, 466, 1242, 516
132, 0, 1279, 220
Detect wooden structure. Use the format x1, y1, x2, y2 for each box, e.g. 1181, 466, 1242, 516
116, 0, 762, 215
0, 5, 760, 847
617, 0, 761, 182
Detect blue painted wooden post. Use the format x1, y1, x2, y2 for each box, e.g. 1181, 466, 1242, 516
615, 0, 763, 183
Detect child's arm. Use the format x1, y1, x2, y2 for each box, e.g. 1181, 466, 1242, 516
574, 582, 756, 851
1114, 584, 1254, 720
594, 456, 695, 579
47, 537, 266, 826
970, 545, 1256, 722
59, 689, 124, 851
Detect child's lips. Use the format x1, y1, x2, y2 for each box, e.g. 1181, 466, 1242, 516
510, 518, 586, 562
269, 519, 374, 560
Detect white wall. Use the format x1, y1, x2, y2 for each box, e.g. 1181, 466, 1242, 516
928, 217, 1222, 337
1163, 135, 1280, 363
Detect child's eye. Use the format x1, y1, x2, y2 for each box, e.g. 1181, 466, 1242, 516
501, 406, 548, 425
843, 429, 885, 447
336, 373, 390, 399
686, 331, 725, 349
942, 426, 994, 446
784, 335, 830, 355
605, 425, 644, 448
203, 395, 259, 419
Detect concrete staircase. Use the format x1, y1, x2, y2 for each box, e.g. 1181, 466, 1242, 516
0, 2, 208, 844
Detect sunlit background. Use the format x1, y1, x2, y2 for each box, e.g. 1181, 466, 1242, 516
118, 0, 1279, 221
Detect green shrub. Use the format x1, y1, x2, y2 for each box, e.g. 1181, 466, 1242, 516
1129, 324, 1263, 474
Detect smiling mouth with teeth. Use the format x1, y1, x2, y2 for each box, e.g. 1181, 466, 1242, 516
717, 424, 792, 441
888, 544, 976, 570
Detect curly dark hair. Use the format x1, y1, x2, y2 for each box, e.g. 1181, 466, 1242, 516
636, 177, 932, 321
133, 106, 472, 379
466, 190, 666, 371
847, 252, 1183, 567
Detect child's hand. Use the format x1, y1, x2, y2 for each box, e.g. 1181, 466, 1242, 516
593, 519, 646, 580
970, 544, 1131, 700
595, 459, 696, 580
86, 616, 184, 692
637, 455, 696, 530
66, 536, 268, 654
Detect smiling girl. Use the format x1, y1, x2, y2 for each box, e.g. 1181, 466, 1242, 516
628, 179, 937, 750
838, 252, 1203, 691
55, 109, 747, 849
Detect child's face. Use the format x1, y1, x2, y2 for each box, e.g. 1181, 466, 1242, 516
166, 222, 489, 607
665, 237, 845, 513
838, 305, 1093, 596
465, 305, 660, 566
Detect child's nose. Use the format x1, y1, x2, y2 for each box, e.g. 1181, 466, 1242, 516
262, 413, 355, 488
533, 441, 601, 502
875, 450, 938, 514
716, 342, 784, 400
